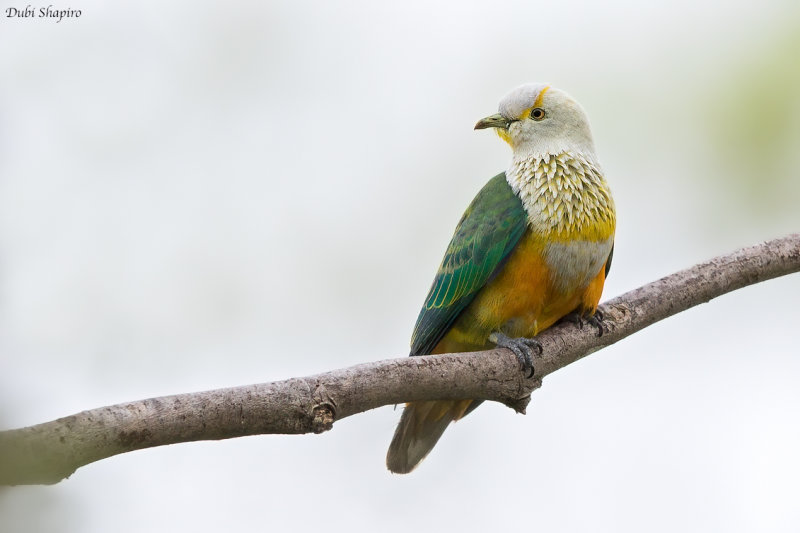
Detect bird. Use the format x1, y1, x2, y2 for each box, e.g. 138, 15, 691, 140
386, 84, 616, 474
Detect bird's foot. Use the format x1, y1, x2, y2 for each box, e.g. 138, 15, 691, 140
561, 309, 606, 337
559, 312, 583, 327
586, 308, 607, 337
489, 332, 542, 378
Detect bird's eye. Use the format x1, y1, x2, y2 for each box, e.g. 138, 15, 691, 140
530, 108, 546, 121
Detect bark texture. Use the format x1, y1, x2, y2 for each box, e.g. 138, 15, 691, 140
1, 234, 798, 486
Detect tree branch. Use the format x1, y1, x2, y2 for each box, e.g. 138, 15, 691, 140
1, 234, 798, 486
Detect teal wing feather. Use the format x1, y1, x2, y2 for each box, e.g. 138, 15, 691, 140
410, 173, 527, 356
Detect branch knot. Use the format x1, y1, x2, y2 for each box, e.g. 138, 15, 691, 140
311, 382, 337, 433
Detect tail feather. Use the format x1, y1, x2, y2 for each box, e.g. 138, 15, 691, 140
386, 399, 475, 474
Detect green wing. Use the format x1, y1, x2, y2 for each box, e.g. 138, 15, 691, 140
410, 173, 527, 356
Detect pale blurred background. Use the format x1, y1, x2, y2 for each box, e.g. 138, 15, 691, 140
1, 1, 799, 531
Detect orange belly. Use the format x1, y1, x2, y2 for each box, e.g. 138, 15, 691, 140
432, 229, 607, 355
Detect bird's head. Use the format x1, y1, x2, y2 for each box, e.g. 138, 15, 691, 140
475, 84, 596, 157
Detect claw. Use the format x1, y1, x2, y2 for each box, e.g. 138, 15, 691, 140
560, 309, 607, 337
489, 332, 542, 378
585, 309, 607, 337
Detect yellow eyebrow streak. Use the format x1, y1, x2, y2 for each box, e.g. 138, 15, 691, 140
533, 85, 551, 108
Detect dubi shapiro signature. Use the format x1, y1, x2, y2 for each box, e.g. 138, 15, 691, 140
5, 5, 82, 22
